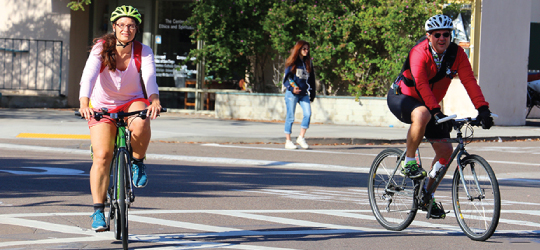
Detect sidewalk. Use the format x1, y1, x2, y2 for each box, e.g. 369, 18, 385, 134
1, 108, 540, 144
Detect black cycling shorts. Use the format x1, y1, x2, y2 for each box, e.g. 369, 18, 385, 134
387, 88, 450, 139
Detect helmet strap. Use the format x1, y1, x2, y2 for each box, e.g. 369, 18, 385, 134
114, 32, 133, 48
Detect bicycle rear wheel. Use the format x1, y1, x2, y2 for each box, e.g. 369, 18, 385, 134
368, 148, 417, 231
452, 155, 500, 241
116, 151, 129, 249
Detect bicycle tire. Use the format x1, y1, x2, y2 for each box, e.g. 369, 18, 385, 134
110, 153, 121, 240
368, 148, 417, 231
452, 155, 500, 241
117, 151, 129, 249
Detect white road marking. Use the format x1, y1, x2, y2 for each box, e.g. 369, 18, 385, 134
0, 143, 370, 173
1, 209, 539, 248
209, 210, 381, 232
130, 214, 242, 232
202, 143, 379, 156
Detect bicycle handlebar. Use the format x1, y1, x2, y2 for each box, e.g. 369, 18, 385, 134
435, 113, 498, 126
75, 107, 167, 121
435, 114, 457, 124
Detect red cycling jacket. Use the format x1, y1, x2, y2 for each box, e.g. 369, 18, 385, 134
398, 39, 489, 111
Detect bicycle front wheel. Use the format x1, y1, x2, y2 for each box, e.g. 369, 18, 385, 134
368, 148, 417, 231
452, 155, 500, 241
116, 151, 129, 249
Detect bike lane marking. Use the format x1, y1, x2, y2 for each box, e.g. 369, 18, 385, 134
1, 210, 539, 248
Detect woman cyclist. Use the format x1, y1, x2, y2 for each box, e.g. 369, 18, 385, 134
78, 5, 161, 231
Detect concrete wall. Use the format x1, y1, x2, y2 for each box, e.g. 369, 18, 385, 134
477, 0, 531, 125
0, 0, 71, 97
443, 0, 533, 125
215, 92, 407, 128
532, 0, 540, 23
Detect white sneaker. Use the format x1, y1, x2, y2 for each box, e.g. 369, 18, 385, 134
296, 137, 309, 149
285, 140, 297, 149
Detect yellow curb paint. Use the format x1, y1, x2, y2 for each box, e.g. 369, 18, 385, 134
16, 133, 91, 139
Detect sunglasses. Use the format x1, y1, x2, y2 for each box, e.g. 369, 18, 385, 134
432, 32, 451, 38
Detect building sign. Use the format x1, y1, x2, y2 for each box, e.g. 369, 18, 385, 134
158, 19, 194, 30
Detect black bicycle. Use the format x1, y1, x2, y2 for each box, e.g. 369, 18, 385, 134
368, 115, 501, 241
76, 107, 166, 249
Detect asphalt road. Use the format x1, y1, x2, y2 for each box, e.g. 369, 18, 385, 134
0, 138, 539, 249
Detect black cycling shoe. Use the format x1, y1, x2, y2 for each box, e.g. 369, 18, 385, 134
422, 199, 446, 219
401, 161, 427, 179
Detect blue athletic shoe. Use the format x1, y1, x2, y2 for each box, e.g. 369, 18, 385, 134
132, 162, 148, 188
90, 209, 107, 231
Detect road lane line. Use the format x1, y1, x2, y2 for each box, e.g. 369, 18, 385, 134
0, 235, 111, 248
313, 210, 463, 233
202, 143, 379, 156
16, 133, 91, 139
129, 214, 242, 232
0, 216, 96, 235
0, 143, 371, 173
210, 210, 381, 232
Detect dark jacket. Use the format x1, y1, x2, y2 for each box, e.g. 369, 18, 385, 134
283, 58, 316, 99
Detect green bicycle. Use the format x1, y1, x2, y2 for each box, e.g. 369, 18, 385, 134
77, 107, 166, 249
368, 115, 501, 241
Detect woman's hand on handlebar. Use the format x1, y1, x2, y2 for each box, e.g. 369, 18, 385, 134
79, 107, 95, 121
147, 102, 162, 120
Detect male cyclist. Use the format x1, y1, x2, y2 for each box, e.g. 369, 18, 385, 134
387, 14, 493, 218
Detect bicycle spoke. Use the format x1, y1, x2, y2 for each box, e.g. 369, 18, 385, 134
452, 155, 500, 241
369, 148, 417, 231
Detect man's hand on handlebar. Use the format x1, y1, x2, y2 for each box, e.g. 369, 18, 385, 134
476, 106, 494, 129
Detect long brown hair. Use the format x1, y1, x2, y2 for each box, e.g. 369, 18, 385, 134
92, 33, 118, 72
92, 19, 138, 72
285, 40, 311, 74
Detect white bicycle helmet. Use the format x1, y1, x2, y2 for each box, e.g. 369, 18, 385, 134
425, 14, 453, 32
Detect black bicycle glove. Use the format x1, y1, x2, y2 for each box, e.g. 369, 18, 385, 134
476, 105, 493, 129
431, 108, 453, 133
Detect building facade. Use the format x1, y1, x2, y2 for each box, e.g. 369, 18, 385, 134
0, 0, 538, 125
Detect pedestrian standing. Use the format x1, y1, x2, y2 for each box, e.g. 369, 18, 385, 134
283, 40, 316, 149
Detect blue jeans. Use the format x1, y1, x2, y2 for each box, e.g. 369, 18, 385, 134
284, 90, 311, 134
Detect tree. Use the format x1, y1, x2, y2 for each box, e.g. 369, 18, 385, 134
264, 0, 443, 97
67, 0, 91, 11
185, 0, 276, 92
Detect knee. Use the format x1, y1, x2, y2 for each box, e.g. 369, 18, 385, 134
411, 107, 431, 125
92, 149, 113, 166
130, 118, 150, 133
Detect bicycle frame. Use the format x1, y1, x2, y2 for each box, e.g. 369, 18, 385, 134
385, 122, 484, 212
111, 117, 134, 208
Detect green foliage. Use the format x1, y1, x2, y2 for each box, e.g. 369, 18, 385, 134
67, 0, 92, 11
188, 0, 444, 96
185, 0, 275, 91
263, 0, 443, 97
